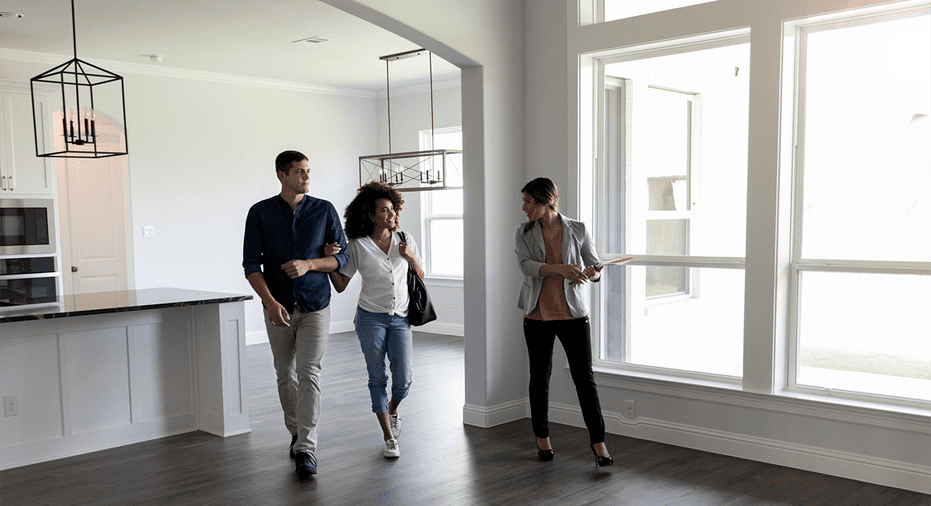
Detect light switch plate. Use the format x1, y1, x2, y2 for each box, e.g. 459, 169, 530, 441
143, 226, 156, 238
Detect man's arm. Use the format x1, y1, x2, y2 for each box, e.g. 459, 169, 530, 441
247, 272, 291, 327
243, 205, 291, 327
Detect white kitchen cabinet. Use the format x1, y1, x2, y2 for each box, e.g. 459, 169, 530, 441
0, 90, 56, 195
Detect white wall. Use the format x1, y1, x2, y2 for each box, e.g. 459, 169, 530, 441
0, 56, 376, 341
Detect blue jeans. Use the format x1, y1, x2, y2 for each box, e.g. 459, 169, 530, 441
354, 307, 413, 413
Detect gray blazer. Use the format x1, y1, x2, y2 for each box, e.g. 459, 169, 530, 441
515, 213, 601, 318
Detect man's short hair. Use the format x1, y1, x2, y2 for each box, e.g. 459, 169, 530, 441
275, 150, 308, 175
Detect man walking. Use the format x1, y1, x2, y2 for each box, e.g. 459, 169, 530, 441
243, 150, 349, 480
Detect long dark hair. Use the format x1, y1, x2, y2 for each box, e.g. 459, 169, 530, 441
343, 181, 405, 240
521, 177, 559, 234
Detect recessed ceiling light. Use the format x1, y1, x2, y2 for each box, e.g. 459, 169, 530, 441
0, 12, 25, 19
293, 36, 330, 45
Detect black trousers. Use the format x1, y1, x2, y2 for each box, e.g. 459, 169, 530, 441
523, 317, 606, 445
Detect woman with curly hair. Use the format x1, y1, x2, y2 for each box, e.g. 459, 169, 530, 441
326, 181, 424, 459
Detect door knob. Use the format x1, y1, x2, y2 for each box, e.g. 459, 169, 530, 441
72, 266, 79, 272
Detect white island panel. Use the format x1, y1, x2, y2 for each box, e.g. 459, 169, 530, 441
66, 326, 133, 434
0, 333, 63, 447
0, 288, 251, 470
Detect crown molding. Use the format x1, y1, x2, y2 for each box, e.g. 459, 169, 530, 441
376, 78, 461, 99
0, 48, 378, 99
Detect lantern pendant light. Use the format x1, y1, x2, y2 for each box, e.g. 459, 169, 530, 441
359, 49, 462, 192
30, 0, 129, 158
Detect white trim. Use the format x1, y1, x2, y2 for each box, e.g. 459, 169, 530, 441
594, 369, 930, 422
415, 321, 464, 337
548, 402, 930, 494
425, 276, 464, 288
589, 29, 750, 64
0, 48, 377, 99
376, 78, 462, 98
462, 399, 528, 428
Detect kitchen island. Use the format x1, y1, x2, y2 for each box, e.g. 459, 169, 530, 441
0, 288, 252, 470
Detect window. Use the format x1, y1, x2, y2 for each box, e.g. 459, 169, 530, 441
420, 127, 463, 278
594, 32, 750, 378
583, 0, 720, 25
787, 7, 931, 401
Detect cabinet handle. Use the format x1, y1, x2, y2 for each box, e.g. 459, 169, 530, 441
6, 176, 12, 191
0, 175, 6, 190
72, 266, 79, 272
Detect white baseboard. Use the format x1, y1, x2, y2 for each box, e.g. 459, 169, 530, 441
544, 402, 931, 495
415, 321, 464, 336
246, 319, 463, 345
463, 400, 528, 428
0, 413, 197, 471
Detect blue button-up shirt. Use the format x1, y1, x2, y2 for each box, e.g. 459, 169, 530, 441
243, 194, 349, 314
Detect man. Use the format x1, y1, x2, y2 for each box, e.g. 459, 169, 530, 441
242, 150, 349, 480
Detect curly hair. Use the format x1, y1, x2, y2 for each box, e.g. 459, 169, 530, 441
343, 181, 405, 239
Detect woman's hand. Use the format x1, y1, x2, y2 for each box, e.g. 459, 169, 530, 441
399, 241, 416, 263
582, 264, 603, 282
399, 240, 426, 281
323, 242, 341, 256
562, 263, 588, 284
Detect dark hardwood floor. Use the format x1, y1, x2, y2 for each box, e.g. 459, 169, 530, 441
1, 331, 927, 505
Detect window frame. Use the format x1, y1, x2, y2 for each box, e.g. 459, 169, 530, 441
784, 5, 931, 405
419, 126, 464, 280
590, 31, 750, 382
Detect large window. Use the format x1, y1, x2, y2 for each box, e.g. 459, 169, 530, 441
420, 127, 463, 278
595, 32, 750, 378
788, 7, 931, 401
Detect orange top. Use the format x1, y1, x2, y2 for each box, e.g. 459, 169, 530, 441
525, 226, 573, 321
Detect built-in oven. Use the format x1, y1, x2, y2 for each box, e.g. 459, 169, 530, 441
0, 256, 59, 307
1, 198, 57, 256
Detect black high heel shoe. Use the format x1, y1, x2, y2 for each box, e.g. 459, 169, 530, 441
591, 444, 613, 467
536, 438, 554, 461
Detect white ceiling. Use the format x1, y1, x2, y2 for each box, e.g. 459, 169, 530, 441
0, 0, 460, 92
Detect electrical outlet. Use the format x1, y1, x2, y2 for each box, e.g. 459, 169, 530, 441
4, 395, 18, 417
624, 399, 635, 419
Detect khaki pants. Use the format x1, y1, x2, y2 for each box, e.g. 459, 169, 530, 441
264, 306, 330, 456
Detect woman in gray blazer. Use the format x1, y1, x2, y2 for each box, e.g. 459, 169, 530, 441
515, 177, 613, 467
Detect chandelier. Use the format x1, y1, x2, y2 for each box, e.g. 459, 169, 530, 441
359, 49, 462, 192
30, 0, 129, 158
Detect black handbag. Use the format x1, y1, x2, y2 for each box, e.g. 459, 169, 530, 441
401, 232, 437, 326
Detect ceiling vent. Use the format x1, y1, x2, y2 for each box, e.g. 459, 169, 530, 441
293, 36, 330, 45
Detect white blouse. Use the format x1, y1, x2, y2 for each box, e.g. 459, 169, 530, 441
340, 232, 421, 317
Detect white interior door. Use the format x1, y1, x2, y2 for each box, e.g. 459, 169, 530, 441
57, 155, 129, 294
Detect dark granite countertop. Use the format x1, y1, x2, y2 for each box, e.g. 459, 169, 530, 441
0, 288, 252, 324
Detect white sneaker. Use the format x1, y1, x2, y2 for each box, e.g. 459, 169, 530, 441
383, 438, 400, 459
389, 413, 401, 438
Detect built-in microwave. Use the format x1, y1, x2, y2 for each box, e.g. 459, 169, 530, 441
0, 198, 57, 256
